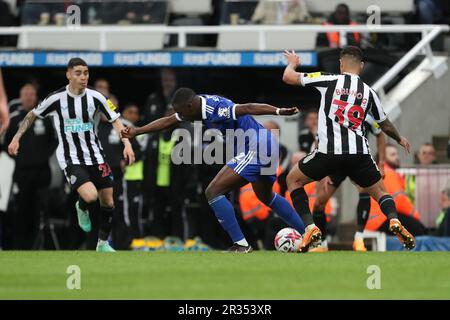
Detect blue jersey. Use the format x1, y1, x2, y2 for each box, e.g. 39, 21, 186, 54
175, 94, 278, 182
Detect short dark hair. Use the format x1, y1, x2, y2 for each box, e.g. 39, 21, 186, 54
340, 46, 363, 62
171, 87, 196, 107
68, 57, 88, 69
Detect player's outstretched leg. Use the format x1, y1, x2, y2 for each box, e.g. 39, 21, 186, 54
206, 165, 252, 253
251, 180, 305, 234
353, 191, 371, 251
366, 180, 415, 250
286, 165, 322, 253
96, 187, 116, 252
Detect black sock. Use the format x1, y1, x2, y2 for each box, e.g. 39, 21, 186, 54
313, 210, 327, 240
98, 206, 114, 241
290, 188, 314, 226
357, 193, 371, 232
79, 197, 98, 215
378, 195, 398, 220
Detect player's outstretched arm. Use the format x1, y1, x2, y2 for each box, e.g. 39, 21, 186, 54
379, 118, 410, 154
121, 113, 178, 139
282, 50, 302, 85
235, 103, 299, 117
7, 110, 36, 156
112, 118, 135, 165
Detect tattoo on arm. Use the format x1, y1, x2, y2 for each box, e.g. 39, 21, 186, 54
379, 118, 401, 143
14, 111, 36, 140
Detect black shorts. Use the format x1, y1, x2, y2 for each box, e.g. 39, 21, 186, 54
329, 172, 347, 188
64, 163, 114, 191
298, 151, 381, 188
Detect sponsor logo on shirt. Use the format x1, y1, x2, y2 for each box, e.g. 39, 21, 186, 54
64, 119, 93, 133
218, 107, 230, 118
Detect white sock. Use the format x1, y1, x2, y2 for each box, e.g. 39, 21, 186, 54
305, 223, 316, 232
236, 239, 249, 246
354, 232, 364, 241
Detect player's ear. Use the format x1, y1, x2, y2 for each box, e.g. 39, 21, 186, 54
66, 70, 70, 81
360, 61, 365, 70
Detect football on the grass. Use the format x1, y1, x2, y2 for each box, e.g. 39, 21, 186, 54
274, 227, 303, 253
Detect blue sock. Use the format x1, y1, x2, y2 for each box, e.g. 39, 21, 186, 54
208, 195, 245, 243
269, 193, 305, 234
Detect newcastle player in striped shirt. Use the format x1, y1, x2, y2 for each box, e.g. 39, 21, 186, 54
283, 46, 416, 252
8, 58, 135, 252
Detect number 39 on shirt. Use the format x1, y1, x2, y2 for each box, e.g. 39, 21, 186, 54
332, 99, 365, 130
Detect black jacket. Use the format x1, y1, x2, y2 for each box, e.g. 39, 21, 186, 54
5, 109, 57, 169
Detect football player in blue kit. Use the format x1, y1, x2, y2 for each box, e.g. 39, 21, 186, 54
122, 87, 308, 253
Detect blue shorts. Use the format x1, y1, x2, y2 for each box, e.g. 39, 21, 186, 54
227, 150, 277, 183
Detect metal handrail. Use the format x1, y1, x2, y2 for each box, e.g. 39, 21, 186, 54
0, 24, 448, 97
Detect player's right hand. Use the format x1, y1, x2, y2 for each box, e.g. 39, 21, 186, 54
8, 138, 19, 156
278, 107, 299, 116
398, 136, 410, 154
283, 50, 301, 67
121, 127, 137, 139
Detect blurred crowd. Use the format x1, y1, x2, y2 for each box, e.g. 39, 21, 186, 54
0, 67, 449, 252
0, 0, 449, 50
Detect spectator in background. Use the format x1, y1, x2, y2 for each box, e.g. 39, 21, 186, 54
145, 109, 191, 246
121, 103, 146, 244
0, 68, 8, 135
141, 69, 178, 224
0, 0, 16, 46
94, 78, 111, 98
4, 86, 57, 249
416, 143, 437, 165
9, 83, 38, 113
251, 0, 310, 25
415, 0, 444, 24
298, 110, 317, 153
366, 144, 426, 236
142, 69, 177, 125
436, 179, 450, 236
318, 3, 361, 49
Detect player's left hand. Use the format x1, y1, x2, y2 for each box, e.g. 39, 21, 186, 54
399, 136, 410, 154
123, 144, 135, 166
278, 107, 299, 116
283, 50, 301, 67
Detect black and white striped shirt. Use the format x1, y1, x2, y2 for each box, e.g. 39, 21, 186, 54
32, 85, 120, 169
300, 72, 386, 155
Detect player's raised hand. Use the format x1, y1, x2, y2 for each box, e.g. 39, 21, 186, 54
278, 107, 299, 116
283, 50, 301, 67
8, 138, 19, 156
399, 136, 410, 154
121, 127, 137, 139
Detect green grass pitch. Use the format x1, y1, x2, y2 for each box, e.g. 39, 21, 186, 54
1, 251, 449, 299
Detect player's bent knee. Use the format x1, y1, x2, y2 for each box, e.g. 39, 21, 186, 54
205, 184, 221, 201
80, 192, 98, 204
